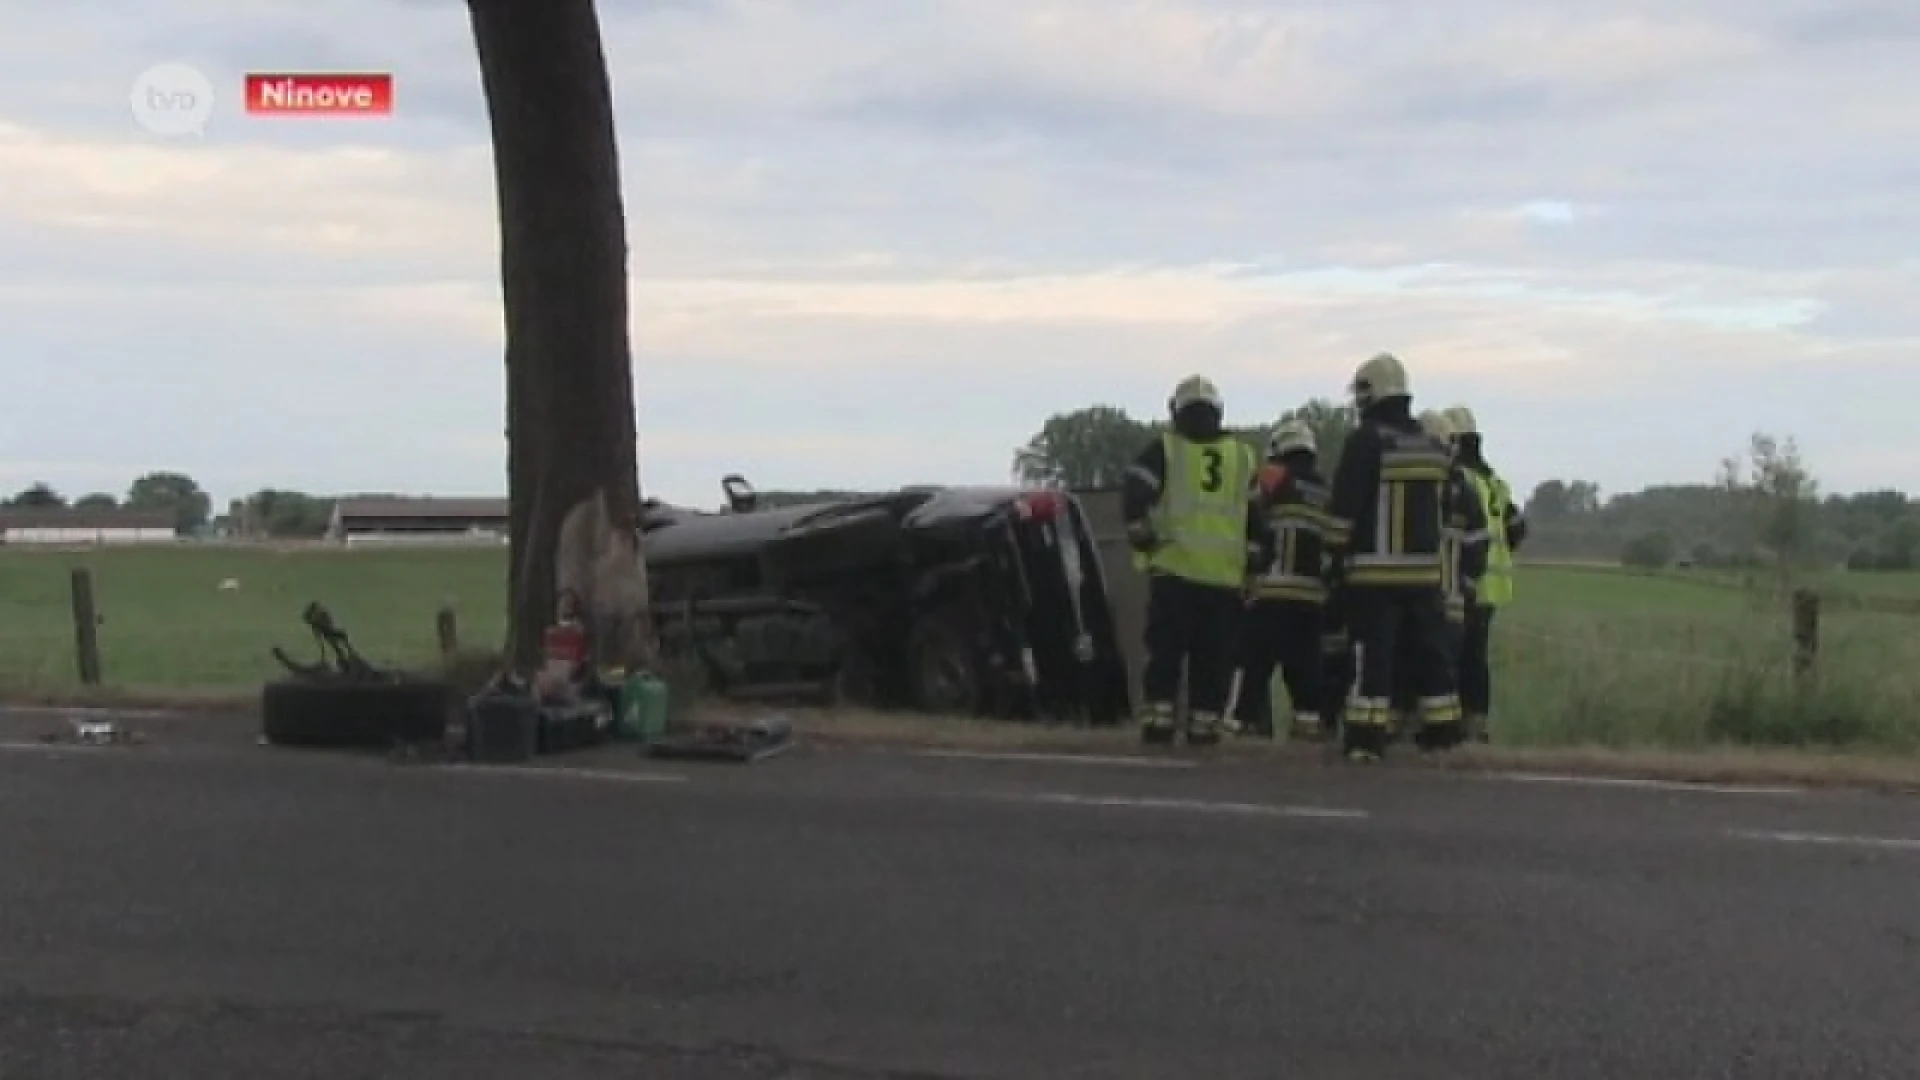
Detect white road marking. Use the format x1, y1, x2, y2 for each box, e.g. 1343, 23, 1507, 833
991, 791, 1367, 819
0, 741, 94, 754
432, 764, 686, 785
1727, 828, 1920, 852
1497, 772, 1803, 796
0, 706, 177, 720
910, 749, 1195, 769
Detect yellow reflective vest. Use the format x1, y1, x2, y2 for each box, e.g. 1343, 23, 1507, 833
1138, 433, 1255, 589
1464, 469, 1515, 606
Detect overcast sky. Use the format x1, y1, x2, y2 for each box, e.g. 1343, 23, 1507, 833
1, 0, 1915, 509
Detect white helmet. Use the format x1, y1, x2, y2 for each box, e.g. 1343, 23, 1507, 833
1169, 375, 1223, 414
1267, 418, 1316, 458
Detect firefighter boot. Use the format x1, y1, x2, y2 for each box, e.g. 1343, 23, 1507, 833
1139, 701, 1176, 746
1414, 696, 1466, 751
1187, 710, 1222, 747
1342, 722, 1386, 762
1465, 712, 1491, 743
1289, 712, 1325, 742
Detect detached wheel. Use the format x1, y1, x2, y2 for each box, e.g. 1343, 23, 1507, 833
905, 614, 987, 715
261, 678, 452, 748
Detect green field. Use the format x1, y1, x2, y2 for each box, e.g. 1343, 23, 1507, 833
1, 546, 1915, 752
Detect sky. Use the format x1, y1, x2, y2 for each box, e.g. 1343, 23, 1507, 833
1, 0, 1915, 510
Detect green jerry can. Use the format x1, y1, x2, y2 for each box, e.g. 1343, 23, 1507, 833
617, 671, 669, 743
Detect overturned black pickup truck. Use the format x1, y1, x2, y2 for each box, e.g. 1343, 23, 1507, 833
639, 476, 1131, 725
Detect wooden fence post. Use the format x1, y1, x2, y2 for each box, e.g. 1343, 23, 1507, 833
1791, 588, 1819, 681
70, 568, 102, 686
436, 604, 460, 660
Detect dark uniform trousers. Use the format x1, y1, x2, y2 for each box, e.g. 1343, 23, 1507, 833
1320, 588, 1355, 730
1349, 585, 1457, 732
1233, 599, 1324, 735
1392, 610, 1464, 717
1142, 572, 1242, 718
1458, 601, 1496, 716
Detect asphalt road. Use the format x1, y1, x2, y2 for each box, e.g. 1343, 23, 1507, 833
2, 715, 1918, 1079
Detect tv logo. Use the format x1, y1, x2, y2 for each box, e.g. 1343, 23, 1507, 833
129, 62, 214, 137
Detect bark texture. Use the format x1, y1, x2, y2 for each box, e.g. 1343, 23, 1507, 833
468, 0, 653, 671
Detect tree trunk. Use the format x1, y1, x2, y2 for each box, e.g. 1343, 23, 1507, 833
468, 0, 654, 672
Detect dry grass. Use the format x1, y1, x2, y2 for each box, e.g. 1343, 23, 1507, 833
8, 682, 1917, 793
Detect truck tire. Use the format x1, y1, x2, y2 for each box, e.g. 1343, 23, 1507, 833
261, 677, 452, 748
905, 612, 988, 716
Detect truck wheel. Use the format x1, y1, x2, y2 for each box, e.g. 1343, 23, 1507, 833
832, 645, 884, 708
905, 614, 986, 716
261, 678, 452, 748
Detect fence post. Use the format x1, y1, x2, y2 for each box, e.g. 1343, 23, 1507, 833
1790, 588, 1819, 681
436, 604, 459, 659
70, 568, 102, 686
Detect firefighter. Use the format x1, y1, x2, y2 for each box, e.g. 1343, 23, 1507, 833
1388, 409, 1491, 745
1122, 375, 1267, 746
1325, 353, 1463, 761
1443, 405, 1526, 742
1234, 418, 1332, 740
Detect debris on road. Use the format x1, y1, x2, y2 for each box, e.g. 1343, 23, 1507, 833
40, 716, 144, 747
259, 602, 451, 750
644, 711, 794, 763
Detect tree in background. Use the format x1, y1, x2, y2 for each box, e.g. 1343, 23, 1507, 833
124, 471, 210, 535
1525, 479, 1602, 522
1717, 432, 1820, 583
1013, 406, 1152, 488
1620, 530, 1676, 569
243, 489, 335, 537
469, 0, 652, 670
1013, 398, 1354, 489
6, 483, 65, 508
73, 492, 117, 509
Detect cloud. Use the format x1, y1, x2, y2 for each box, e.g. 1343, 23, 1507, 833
0, 0, 1914, 508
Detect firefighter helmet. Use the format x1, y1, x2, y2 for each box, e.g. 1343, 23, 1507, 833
1267, 418, 1316, 458
1444, 405, 1478, 435
1418, 409, 1454, 441
1350, 352, 1409, 409
1169, 375, 1223, 414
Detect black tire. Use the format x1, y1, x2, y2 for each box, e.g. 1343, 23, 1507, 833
831, 644, 885, 708
261, 677, 452, 748
904, 613, 988, 715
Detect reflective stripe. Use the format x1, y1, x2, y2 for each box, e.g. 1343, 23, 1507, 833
1419, 694, 1462, 725
1346, 695, 1392, 729
1125, 463, 1161, 493
1255, 499, 1329, 601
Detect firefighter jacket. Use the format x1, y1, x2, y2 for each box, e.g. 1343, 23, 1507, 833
1441, 464, 1490, 623
1121, 432, 1266, 589
1250, 457, 1331, 604
1326, 402, 1450, 589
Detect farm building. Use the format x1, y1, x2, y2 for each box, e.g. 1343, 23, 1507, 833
0, 508, 176, 545
328, 496, 510, 545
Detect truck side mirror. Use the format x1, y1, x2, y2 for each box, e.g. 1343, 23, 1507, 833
722, 474, 757, 513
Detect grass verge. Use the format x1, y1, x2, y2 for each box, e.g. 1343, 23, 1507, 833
10, 683, 1917, 794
